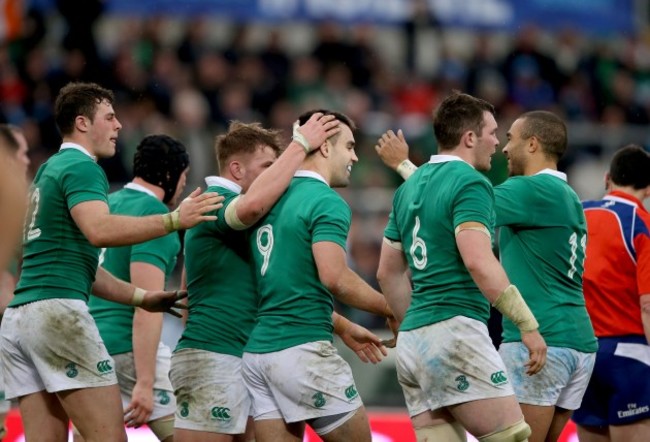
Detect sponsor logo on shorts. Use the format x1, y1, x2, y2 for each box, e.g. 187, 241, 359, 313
490, 371, 508, 386
65, 362, 78, 378
617, 403, 650, 419
312, 392, 326, 408
455, 375, 469, 391
96, 360, 113, 374
179, 401, 189, 418
211, 406, 231, 421
345, 385, 358, 400
156, 390, 171, 405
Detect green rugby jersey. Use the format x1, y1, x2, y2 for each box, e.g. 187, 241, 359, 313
384, 156, 494, 331
89, 184, 180, 355
495, 170, 597, 352
245, 171, 351, 353
11, 145, 108, 306
176, 177, 258, 357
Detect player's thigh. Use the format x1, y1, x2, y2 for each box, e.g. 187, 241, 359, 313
609, 418, 650, 442
546, 407, 573, 442
320, 406, 371, 442
576, 425, 610, 442
174, 428, 236, 442
519, 404, 555, 442
254, 418, 304, 442
448, 395, 523, 437
18, 390, 69, 442
170, 349, 249, 436
57, 384, 126, 442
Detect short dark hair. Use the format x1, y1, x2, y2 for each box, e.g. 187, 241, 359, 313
54, 82, 115, 136
0, 124, 21, 152
518, 111, 567, 161
216, 121, 282, 173
133, 134, 190, 204
298, 109, 356, 147
433, 91, 495, 151
609, 144, 650, 189
297, 109, 356, 132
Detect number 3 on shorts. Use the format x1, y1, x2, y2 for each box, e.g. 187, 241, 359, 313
256, 224, 274, 276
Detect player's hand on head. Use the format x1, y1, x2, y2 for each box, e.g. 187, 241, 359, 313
521, 330, 547, 375
375, 129, 409, 170
339, 321, 388, 364
294, 113, 341, 153
177, 187, 224, 228
140, 289, 188, 317
124, 382, 154, 428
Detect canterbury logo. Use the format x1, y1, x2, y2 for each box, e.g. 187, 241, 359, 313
211, 407, 231, 420
490, 371, 508, 385
96, 360, 113, 374
345, 385, 358, 400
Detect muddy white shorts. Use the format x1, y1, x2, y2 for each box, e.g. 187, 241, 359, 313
112, 342, 176, 421
170, 348, 250, 434
396, 316, 514, 416
242, 341, 363, 423
499, 342, 595, 410
0, 298, 117, 400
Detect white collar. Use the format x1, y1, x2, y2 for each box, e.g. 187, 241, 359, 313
60, 142, 97, 161
204, 176, 242, 194
294, 170, 329, 185
603, 195, 640, 207
534, 168, 567, 182
124, 182, 157, 198
428, 154, 472, 168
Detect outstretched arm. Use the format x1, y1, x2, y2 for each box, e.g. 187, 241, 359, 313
92, 266, 187, 317
71, 187, 224, 247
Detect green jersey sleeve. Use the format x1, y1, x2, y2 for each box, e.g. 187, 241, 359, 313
310, 192, 351, 249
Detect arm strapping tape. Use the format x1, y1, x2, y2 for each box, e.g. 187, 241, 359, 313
224, 196, 248, 230
454, 224, 491, 240
383, 237, 403, 251
492, 285, 539, 333
396, 159, 417, 180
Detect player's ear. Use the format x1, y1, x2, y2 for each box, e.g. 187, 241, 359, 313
604, 172, 611, 191
318, 140, 331, 158
528, 136, 540, 153
229, 160, 244, 180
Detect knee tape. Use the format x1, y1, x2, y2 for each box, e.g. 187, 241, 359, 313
415, 422, 466, 442
148, 415, 175, 440
478, 419, 531, 442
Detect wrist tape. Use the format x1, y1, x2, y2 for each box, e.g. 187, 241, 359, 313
492, 285, 538, 333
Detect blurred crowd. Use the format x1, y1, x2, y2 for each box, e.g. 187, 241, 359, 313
3, 3, 650, 327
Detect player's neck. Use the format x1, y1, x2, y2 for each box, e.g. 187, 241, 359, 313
62, 135, 96, 157
301, 156, 332, 185
609, 185, 648, 203
524, 156, 557, 176
131, 177, 165, 201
